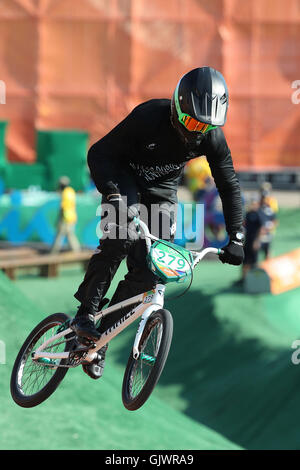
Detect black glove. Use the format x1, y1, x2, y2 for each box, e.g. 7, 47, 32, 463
106, 194, 139, 222
219, 231, 245, 266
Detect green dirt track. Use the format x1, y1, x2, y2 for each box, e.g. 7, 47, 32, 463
1, 208, 300, 450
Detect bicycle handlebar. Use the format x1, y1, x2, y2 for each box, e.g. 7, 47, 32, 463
104, 218, 224, 265
190, 247, 224, 269
135, 219, 224, 265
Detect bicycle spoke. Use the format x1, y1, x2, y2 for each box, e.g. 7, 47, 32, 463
17, 321, 66, 397
129, 319, 161, 398
122, 309, 172, 412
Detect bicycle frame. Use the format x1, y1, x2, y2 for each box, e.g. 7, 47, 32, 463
32, 220, 222, 366
33, 283, 166, 364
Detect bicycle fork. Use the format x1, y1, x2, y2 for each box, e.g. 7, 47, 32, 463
131, 283, 165, 360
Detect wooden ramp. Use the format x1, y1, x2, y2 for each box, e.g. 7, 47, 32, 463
0, 250, 93, 280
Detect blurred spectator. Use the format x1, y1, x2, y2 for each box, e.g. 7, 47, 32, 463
203, 177, 226, 241
240, 196, 264, 282
185, 156, 226, 243
259, 182, 279, 213
258, 191, 278, 260
235, 189, 278, 286
50, 176, 80, 253
184, 156, 212, 202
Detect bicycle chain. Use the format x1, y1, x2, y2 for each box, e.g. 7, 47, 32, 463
38, 334, 90, 368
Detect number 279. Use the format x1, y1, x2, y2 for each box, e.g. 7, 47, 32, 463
157, 251, 186, 269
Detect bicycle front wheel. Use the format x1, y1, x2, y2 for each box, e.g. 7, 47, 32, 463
10, 313, 72, 408
122, 308, 173, 411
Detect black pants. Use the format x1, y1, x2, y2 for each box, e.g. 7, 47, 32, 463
74, 167, 177, 332
260, 241, 271, 259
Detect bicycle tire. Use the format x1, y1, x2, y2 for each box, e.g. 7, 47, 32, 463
122, 308, 173, 411
10, 312, 72, 408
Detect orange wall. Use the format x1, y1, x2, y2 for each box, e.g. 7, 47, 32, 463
0, 0, 299, 169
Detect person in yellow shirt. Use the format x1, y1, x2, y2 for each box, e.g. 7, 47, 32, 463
184, 156, 212, 201
51, 176, 81, 253
259, 182, 279, 214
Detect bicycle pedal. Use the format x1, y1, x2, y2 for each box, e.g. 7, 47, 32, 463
77, 336, 97, 348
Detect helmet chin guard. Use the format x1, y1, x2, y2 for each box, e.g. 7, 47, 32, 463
170, 99, 204, 148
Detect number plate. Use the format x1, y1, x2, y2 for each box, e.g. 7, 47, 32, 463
148, 241, 192, 283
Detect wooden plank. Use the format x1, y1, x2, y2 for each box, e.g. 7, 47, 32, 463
0, 250, 93, 270
0, 250, 94, 280
0, 247, 38, 260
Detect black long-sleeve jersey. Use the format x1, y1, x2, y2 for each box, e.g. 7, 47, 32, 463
87, 99, 243, 235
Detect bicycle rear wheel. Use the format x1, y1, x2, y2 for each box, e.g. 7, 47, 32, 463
122, 308, 173, 411
10, 313, 72, 408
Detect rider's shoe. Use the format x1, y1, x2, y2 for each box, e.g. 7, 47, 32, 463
82, 345, 108, 380
70, 314, 101, 342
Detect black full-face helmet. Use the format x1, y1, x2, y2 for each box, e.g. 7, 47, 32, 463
171, 66, 229, 147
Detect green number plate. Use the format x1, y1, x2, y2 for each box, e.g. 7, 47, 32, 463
147, 240, 193, 283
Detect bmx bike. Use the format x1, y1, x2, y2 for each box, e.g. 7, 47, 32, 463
10, 219, 223, 411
